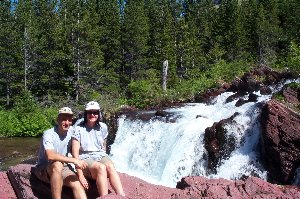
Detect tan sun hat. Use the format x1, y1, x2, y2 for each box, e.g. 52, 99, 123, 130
58, 107, 73, 115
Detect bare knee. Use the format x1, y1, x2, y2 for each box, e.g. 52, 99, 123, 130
91, 162, 107, 178
48, 161, 64, 175
96, 163, 107, 174
105, 162, 116, 174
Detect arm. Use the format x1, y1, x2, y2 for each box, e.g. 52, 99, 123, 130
42, 129, 87, 169
103, 139, 107, 152
101, 123, 108, 152
71, 138, 89, 189
71, 139, 88, 179
45, 149, 87, 169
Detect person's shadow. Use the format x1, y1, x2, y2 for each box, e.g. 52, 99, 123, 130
29, 167, 101, 199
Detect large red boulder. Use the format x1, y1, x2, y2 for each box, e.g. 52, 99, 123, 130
0, 171, 17, 199
204, 112, 240, 174
260, 99, 300, 184
6, 164, 300, 199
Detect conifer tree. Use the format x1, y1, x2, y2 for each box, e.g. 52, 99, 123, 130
58, 0, 104, 102
176, 0, 200, 78
24, 0, 60, 98
239, 0, 258, 62
122, 0, 149, 85
146, 0, 178, 88
14, 0, 34, 92
0, 0, 23, 107
256, 0, 281, 65
181, 0, 215, 73
214, 0, 240, 61
80, 1, 105, 98
278, 0, 300, 44
96, 0, 122, 95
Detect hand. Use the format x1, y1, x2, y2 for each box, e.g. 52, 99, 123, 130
78, 175, 89, 190
74, 159, 88, 169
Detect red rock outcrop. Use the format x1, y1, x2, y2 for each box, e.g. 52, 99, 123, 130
194, 66, 295, 103
204, 112, 239, 174
4, 164, 300, 199
0, 171, 16, 199
260, 99, 300, 184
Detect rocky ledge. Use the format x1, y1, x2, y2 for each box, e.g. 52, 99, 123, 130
1, 163, 300, 199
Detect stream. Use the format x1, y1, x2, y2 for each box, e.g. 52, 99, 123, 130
0, 137, 40, 171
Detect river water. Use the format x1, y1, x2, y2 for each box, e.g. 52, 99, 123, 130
0, 137, 40, 171
110, 79, 300, 188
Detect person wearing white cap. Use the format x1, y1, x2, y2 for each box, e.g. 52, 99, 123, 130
71, 101, 125, 197
34, 107, 88, 199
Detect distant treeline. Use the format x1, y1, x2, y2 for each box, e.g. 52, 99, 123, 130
1, 0, 300, 111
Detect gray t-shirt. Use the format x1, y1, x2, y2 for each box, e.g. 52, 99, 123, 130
36, 126, 73, 167
72, 122, 108, 161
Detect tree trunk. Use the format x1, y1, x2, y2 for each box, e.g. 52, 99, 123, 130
162, 60, 168, 91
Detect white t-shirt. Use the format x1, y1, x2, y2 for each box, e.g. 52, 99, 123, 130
36, 126, 73, 166
72, 122, 108, 161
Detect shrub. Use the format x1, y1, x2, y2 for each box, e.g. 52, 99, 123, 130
0, 91, 57, 137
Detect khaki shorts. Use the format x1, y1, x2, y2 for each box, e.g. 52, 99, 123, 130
33, 163, 75, 183
82, 156, 112, 179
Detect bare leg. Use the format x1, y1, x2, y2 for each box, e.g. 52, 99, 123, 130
47, 161, 64, 199
106, 162, 125, 196
90, 162, 108, 196
64, 174, 87, 199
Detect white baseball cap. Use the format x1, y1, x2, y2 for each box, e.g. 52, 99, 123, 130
85, 101, 100, 110
58, 107, 73, 115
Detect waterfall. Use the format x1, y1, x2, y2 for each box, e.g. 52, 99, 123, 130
109, 80, 298, 188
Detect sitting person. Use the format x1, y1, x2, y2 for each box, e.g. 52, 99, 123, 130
71, 101, 125, 196
33, 107, 88, 199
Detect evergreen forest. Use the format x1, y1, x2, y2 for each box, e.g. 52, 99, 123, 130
0, 0, 300, 136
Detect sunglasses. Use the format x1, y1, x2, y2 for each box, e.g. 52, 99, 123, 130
86, 111, 99, 115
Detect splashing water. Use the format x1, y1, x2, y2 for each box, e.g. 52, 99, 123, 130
109, 79, 299, 188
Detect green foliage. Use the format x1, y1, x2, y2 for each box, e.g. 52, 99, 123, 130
273, 92, 285, 102
127, 79, 162, 108
209, 60, 250, 82
286, 42, 300, 73
126, 61, 251, 107
0, 91, 57, 137
288, 82, 300, 89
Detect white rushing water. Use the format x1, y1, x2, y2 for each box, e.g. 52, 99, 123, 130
109, 79, 299, 188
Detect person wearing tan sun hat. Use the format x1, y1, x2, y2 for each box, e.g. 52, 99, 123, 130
33, 107, 88, 199
71, 101, 125, 197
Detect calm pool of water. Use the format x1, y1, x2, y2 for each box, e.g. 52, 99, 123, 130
0, 137, 40, 171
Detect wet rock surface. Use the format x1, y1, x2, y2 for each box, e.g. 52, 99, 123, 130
204, 113, 239, 173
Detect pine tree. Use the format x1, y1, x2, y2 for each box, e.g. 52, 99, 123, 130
57, 0, 103, 103
256, 0, 281, 65
23, 0, 60, 98
146, 0, 178, 88
214, 0, 240, 61
0, 0, 23, 107
180, 0, 215, 75
278, 0, 300, 44
79, 0, 105, 98
122, 0, 149, 85
176, 0, 200, 79
14, 0, 34, 92
96, 0, 122, 95
239, 0, 259, 62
